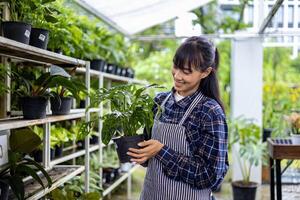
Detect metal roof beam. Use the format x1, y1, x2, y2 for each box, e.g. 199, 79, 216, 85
258, 0, 284, 34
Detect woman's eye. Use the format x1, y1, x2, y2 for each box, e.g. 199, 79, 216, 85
183, 70, 191, 74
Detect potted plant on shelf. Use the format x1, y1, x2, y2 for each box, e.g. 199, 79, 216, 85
285, 112, 300, 144
86, 84, 161, 163
230, 117, 267, 200
49, 69, 88, 115
0, 127, 52, 200
1, 0, 32, 44
12, 65, 73, 119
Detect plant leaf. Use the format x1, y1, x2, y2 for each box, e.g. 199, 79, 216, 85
10, 128, 42, 153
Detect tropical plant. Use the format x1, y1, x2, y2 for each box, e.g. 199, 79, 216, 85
87, 84, 162, 145
229, 117, 267, 184
50, 187, 101, 200
12, 65, 71, 98
0, 64, 9, 96
0, 128, 52, 200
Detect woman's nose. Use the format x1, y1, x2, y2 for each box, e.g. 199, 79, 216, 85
173, 70, 182, 79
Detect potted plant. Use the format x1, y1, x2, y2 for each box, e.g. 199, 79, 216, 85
12, 65, 73, 119
285, 112, 300, 144
25, 0, 59, 49
0, 127, 52, 200
31, 125, 56, 162
230, 117, 267, 200
1, 0, 32, 44
49, 69, 87, 115
86, 84, 161, 163
51, 125, 70, 157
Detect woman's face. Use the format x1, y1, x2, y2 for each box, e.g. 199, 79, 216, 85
172, 65, 212, 96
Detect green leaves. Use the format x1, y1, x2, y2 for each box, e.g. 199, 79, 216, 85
229, 117, 267, 183
88, 83, 161, 144
10, 128, 42, 154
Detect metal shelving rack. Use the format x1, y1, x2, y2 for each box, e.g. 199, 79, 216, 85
0, 36, 147, 199
76, 67, 146, 198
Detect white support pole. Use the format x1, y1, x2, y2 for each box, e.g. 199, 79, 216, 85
127, 173, 132, 200
99, 74, 104, 185
231, 37, 263, 184
85, 61, 91, 192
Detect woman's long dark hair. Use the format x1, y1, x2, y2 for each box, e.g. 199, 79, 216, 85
173, 36, 224, 110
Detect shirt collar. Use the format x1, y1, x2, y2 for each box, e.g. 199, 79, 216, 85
170, 88, 202, 108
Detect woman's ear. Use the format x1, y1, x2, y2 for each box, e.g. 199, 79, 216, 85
201, 67, 213, 79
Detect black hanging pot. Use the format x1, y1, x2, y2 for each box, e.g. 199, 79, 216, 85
21, 96, 48, 119
113, 135, 144, 163
0, 181, 9, 200
232, 181, 258, 200
29, 28, 49, 49
2, 21, 31, 44
91, 59, 106, 71
50, 97, 73, 115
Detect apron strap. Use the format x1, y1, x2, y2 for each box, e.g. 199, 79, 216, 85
154, 93, 172, 120
178, 92, 204, 126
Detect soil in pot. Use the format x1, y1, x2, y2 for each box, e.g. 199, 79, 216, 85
2, 21, 31, 44
113, 134, 144, 163
91, 59, 106, 71
29, 28, 49, 49
50, 97, 73, 115
232, 181, 258, 200
21, 96, 48, 119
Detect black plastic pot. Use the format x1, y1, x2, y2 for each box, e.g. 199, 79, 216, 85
50, 97, 73, 115
32, 149, 55, 162
114, 65, 120, 75
0, 181, 9, 200
2, 21, 31, 44
91, 59, 106, 71
113, 135, 144, 163
232, 181, 258, 200
76, 140, 85, 150
21, 96, 48, 119
29, 28, 49, 49
126, 68, 135, 78
116, 67, 123, 76
79, 100, 86, 108
55, 144, 64, 157
121, 68, 127, 77
90, 135, 99, 144
106, 63, 116, 74
263, 128, 273, 142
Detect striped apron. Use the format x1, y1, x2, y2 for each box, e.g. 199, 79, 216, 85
140, 93, 212, 200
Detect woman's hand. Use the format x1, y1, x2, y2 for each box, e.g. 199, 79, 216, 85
127, 139, 164, 164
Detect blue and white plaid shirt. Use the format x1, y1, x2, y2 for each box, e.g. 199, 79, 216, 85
153, 89, 228, 191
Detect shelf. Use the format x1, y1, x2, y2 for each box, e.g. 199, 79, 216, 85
50, 140, 114, 166
103, 164, 140, 197
0, 36, 86, 67
76, 68, 147, 84
0, 108, 101, 132
22, 165, 85, 200
50, 145, 99, 166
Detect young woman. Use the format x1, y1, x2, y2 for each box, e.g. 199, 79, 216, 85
127, 36, 228, 200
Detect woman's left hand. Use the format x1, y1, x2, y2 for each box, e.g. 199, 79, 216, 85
127, 139, 164, 164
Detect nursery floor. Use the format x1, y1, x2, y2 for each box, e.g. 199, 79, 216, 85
105, 166, 300, 200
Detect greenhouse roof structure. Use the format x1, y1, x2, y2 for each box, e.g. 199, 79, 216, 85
75, 0, 212, 36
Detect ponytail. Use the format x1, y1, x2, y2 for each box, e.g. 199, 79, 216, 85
198, 48, 224, 111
